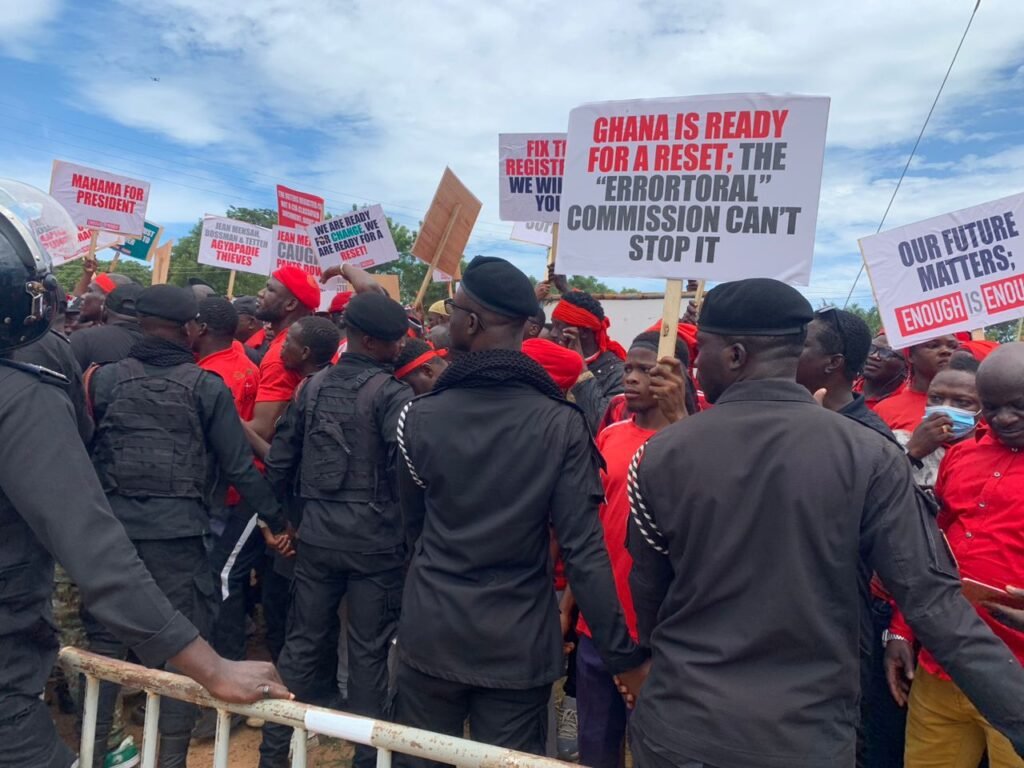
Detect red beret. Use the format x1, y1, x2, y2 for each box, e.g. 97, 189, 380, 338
93, 273, 116, 294
329, 291, 354, 314
273, 266, 320, 311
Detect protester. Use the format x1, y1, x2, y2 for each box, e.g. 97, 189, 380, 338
188, 277, 217, 300
796, 308, 904, 768
525, 306, 546, 340
550, 289, 627, 426
624, 278, 1024, 768
393, 256, 646, 763
247, 266, 322, 442
280, 315, 342, 376
233, 296, 262, 342
884, 343, 1024, 768
69, 282, 144, 370
327, 291, 353, 355
65, 295, 83, 334
84, 285, 292, 767
859, 332, 908, 408
572, 331, 691, 768
425, 299, 448, 329
395, 337, 448, 395
874, 335, 958, 430
72, 268, 134, 325
259, 292, 413, 768
896, 354, 982, 491
0, 192, 289, 768
426, 323, 452, 356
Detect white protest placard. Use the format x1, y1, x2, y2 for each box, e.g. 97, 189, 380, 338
49, 160, 149, 236
197, 216, 273, 276
307, 204, 399, 272
510, 221, 555, 248
65, 227, 122, 264
499, 133, 565, 222
860, 192, 1024, 348
319, 273, 402, 312
271, 225, 322, 277
556, 94, 830, 284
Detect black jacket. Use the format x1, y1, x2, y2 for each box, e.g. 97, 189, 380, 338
0, 362, 197, 708
627, 379, 1024, 768
397, 377, 645, 689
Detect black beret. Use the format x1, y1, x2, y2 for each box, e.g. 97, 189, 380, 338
345, 292, 409, 341
106, 283, 143, 317
136, 285, 199, 324
698, 278, 813, 336
232, 295, 259, 316
461, 255, 540, 318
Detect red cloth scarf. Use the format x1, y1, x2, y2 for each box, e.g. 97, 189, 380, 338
522, 338, 584, 393
552, 300, 627, 361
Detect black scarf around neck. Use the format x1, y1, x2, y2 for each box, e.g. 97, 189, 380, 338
434, 348, 563, 400
129, 336, 195, 367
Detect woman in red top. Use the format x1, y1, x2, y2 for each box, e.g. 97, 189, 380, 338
573, 331, 694, 768
874, 334, 959, 431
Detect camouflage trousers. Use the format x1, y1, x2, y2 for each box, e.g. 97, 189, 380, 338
52, 565, 128, 750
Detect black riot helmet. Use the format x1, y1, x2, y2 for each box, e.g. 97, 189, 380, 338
0, 179, 75, 353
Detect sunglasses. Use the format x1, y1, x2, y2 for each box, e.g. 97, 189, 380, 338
867, 344, 901, 361
443, 297, 487, 330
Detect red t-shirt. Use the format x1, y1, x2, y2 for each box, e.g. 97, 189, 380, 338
198, 341, 260, 420
890, 432, 1024, 679
873, 387, 928, 432
255, 331, 303, 404
576, 418, 654, 641
199, 341, 262, 506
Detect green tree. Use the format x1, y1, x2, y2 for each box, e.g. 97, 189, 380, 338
986, 319, 1022, 343
567, 275, 613, 294
842, 303, 882, 336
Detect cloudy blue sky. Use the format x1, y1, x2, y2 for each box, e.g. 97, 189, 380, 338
2, 0, 1022, 305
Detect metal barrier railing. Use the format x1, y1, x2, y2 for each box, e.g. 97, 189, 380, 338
60, 648, 569, 768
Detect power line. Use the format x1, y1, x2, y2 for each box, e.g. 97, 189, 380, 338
842, 0, 982, 308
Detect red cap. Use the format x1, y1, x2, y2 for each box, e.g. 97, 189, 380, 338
328, 291, 354, 314
273, 266, 321, 311
93, 273, 117, 294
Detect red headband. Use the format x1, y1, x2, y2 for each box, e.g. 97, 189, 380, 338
395, 350, 440, 380
93, 273, 116, 294
552, 300, 627, 360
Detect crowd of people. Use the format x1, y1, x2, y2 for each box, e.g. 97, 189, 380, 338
2, 183, 1024, 768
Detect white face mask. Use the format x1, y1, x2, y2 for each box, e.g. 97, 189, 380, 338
924, 404, 980, 439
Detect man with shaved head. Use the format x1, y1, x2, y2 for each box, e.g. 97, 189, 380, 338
886, 342, 1024, 768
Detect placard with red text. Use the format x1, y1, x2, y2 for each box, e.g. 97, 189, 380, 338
197, 216, 273, 276
307, 204, 399, 272
499, 133, 565, 222
860, 192, 1024, 347
557, 94, 829, 283
49, 160, 150, 236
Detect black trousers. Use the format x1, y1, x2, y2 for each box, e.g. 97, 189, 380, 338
392, 662, 551, 768
259, 542, 403, 768
82, 537, 214, 763
629, 731, 719, 768
859, 597, 906, 768
209, 505, 264, 661
0, 621, 76, 768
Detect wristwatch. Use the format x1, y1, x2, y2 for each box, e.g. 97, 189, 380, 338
882, 630, 909, 646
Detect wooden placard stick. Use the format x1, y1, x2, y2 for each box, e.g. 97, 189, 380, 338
546, 223, 559, 278
971, 328, 986, 341
109, 252, 121, 270
657, 278, 684, 359
227, 270, 237, 300
415, 204, 462, 310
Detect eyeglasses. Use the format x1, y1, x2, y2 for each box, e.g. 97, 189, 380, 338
815, 306, 846, 357
443, 297, 486, 330
867, 344, 901, 361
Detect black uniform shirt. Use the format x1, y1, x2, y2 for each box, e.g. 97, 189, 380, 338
89, 360, 285, 539
265, 353, 412, 552
585, 350, 625, 429
397, 379, 645, 689
627, 378, 1024, 768
0, 363, 197, 668
12, 329, 92, 443
70, 318, 143, 370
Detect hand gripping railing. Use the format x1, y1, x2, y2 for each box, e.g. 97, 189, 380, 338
60, 648, 570, 768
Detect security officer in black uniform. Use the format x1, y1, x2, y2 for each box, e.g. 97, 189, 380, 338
0, 180, 290, 768
259, 292, 413, 768
85, 284, 292, 767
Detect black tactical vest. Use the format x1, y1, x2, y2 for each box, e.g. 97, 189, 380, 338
299, 366, 392, 504
91, 359, 208, 499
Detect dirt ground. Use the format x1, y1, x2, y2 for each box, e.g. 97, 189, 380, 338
51, 691, 356, 768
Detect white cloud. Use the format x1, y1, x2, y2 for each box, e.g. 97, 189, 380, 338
16, 0, 1024, 303
0, 0, 61, 58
